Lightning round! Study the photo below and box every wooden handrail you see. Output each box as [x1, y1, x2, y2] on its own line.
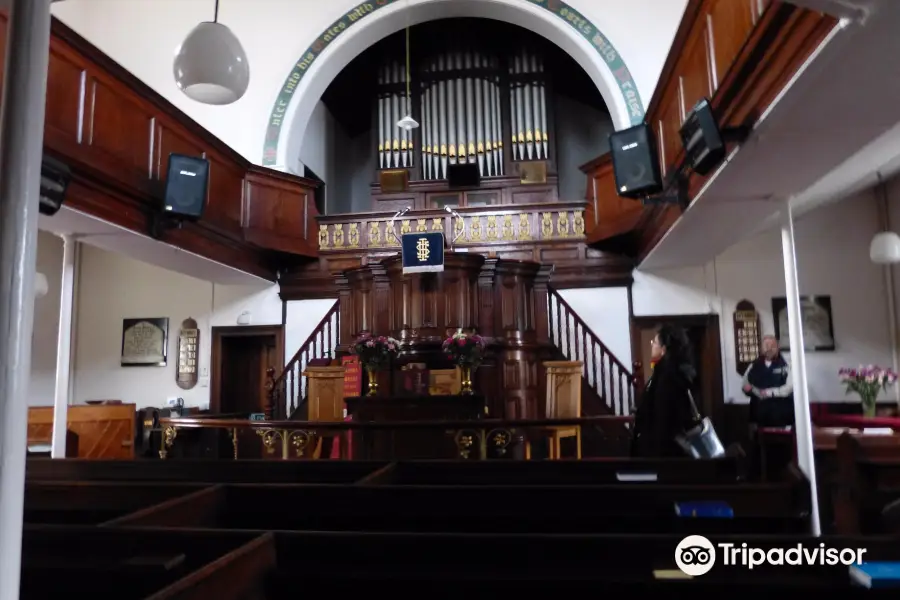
[547, 287, 636, 415]
[267, 300, 340, 419]
[161, 415, 634, 431]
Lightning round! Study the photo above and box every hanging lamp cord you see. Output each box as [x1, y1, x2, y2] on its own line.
[213, 0, 220, 23]
[405, 25, 411, 100]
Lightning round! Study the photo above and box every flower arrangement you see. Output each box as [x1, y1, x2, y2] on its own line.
[351, 333, 400, 370]
[442, 330, 485, 367]
[838, 365, 898, 417]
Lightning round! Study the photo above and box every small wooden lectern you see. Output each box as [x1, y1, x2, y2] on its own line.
[302, 366, 346, 459]
[527, 361, 583, 460]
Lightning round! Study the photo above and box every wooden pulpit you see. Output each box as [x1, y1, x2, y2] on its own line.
[527, 361, 583, 460]
[303, 365, 346, 458]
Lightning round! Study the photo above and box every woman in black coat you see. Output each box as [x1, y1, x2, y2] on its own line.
[631, 324, 697, 458]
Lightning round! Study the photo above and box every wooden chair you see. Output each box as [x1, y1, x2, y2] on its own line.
[302, 366, 346, 459]
[526, 361, 583, 460]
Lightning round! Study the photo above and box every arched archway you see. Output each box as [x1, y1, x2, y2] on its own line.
[261, 0, 645, 168]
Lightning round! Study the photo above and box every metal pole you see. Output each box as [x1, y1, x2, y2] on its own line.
[0, 0, 54, 597]
[51, 235, 77, 458]
[780, 200, 822, 536]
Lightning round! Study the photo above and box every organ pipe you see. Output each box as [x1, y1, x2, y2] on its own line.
[417, 49, 505, 180]
[377, 61, 414, 170]
[377, 42, 549, 180]
[509, 48, 549, 161]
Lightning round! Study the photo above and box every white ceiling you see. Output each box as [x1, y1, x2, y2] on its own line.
[39, 207, 270, 285]
[641, 0, 900, 269]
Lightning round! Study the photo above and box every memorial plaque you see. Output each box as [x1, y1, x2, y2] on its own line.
[176, 318, 200, 390]
[121, 317, 168, 367]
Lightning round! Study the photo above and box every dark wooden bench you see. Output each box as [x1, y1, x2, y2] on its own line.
[105, 479, 808, 534]
[24, 481, 209, 525]
[23, 526, 898, 596]
[382, 456, 742, 485]
[832, 432, 900, 534]
[25, 457, 389, 483]
[21, 525, 273, 600]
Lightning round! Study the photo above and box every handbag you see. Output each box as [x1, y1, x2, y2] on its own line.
[675, 390, 725, 459]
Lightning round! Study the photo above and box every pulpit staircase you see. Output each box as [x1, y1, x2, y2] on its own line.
[268, 290, 639, 453]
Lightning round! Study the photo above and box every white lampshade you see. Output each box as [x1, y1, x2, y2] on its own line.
[397, 114, 419, 131]
[870, 231, 900, 264]
[34, 272, 48, 299]
[173, 22, 249, 105]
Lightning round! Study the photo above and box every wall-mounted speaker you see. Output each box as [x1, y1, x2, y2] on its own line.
[447, 163, 480, 188]
[39, 155, 71, 217]
[163, 154, 209, 219]
[680, 98, 725, 176]
[609, 124, 662, 199]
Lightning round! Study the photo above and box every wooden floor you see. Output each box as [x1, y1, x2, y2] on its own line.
[20, 455, 900, 597]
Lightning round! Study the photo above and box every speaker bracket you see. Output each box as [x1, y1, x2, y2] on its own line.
[720, 125, 752, 144]
[149, 211, 185, 240]
[643, 173, 689, 210]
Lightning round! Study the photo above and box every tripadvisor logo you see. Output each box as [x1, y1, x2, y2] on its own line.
[675, 535, 867, 576]
[676, 535, 716, 576]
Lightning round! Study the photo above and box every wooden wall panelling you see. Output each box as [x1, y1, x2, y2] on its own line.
[27, 404, 137, 459]
[0, 13, 321, 281]
[578, 0, 838, 258]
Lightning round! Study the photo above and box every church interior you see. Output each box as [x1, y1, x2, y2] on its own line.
[4, 0, 900, 596]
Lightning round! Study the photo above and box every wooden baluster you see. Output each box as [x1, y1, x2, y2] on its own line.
[556, 298, 562, 354]
[548, 295, 555, 346]
[617, 370, 625, 415]
[265, 367, 276, 419]
[573, 324, 581, 361]
[592, 340, 599, 394]
[599, 350, 607, 407]
[564, 312, 571, 359]
[632, 361, 645, 411]
[580, 329, 588, 376]
[326, 320, 332, 358]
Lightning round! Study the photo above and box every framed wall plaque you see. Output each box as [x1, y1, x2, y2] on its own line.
[733, 300, 760, 376]
[176, 317, 200, 390]
[121, 318, 168, 367]
[772, 295, 835, 352]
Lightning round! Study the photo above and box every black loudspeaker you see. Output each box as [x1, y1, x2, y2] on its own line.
[447, 163, 480, 188]
[39, 155, 71, 217]
[609, 124, 662, 199]
[163, 154, 209, 219]
[680, 98, 725, 176]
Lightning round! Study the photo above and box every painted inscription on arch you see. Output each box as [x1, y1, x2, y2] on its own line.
[262, 0, 644, 165]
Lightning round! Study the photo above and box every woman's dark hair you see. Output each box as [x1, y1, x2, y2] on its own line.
[656, 324, 695, 378]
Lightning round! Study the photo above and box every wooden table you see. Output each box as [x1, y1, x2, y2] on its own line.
[345, 395, 486, 460]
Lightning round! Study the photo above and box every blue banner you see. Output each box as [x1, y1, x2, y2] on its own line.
[401, 232, 445, 274]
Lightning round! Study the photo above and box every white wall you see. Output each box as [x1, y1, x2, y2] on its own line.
[51, 0, 686, 164]
[70, 245, 290, 409]
[632, 191, 894, 404]
[29, 231, 64, 406]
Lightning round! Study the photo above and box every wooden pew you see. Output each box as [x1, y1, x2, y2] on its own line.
[26, 458, 390, 483]
[262, 531, 899, 592]
[832, 432, 900, 534]
[109, 480, 808, 535]
[21, 525, 274, 600]
[24, 481, 210, 525]
[383, 456, 742, 485]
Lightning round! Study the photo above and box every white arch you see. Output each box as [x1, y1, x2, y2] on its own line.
[268, 0, 642, 169]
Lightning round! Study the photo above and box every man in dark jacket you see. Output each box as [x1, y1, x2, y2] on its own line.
[742, 335, 794, 428]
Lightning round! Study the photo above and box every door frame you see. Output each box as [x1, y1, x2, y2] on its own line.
[210, 325, 285, 414]
[630, 314, 725, 426]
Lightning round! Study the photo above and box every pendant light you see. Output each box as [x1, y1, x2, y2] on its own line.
[173, 0, 250, 105]
[396, 3, 419, 131]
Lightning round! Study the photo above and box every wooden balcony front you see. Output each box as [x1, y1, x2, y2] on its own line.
[0, 13, 320, 281]
[581, 0, 838, 258]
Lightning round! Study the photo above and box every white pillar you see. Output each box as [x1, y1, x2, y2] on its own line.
[0, 0, 54, 598]
[780, 201, 822, 536]
[51, 235, 78, 458]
